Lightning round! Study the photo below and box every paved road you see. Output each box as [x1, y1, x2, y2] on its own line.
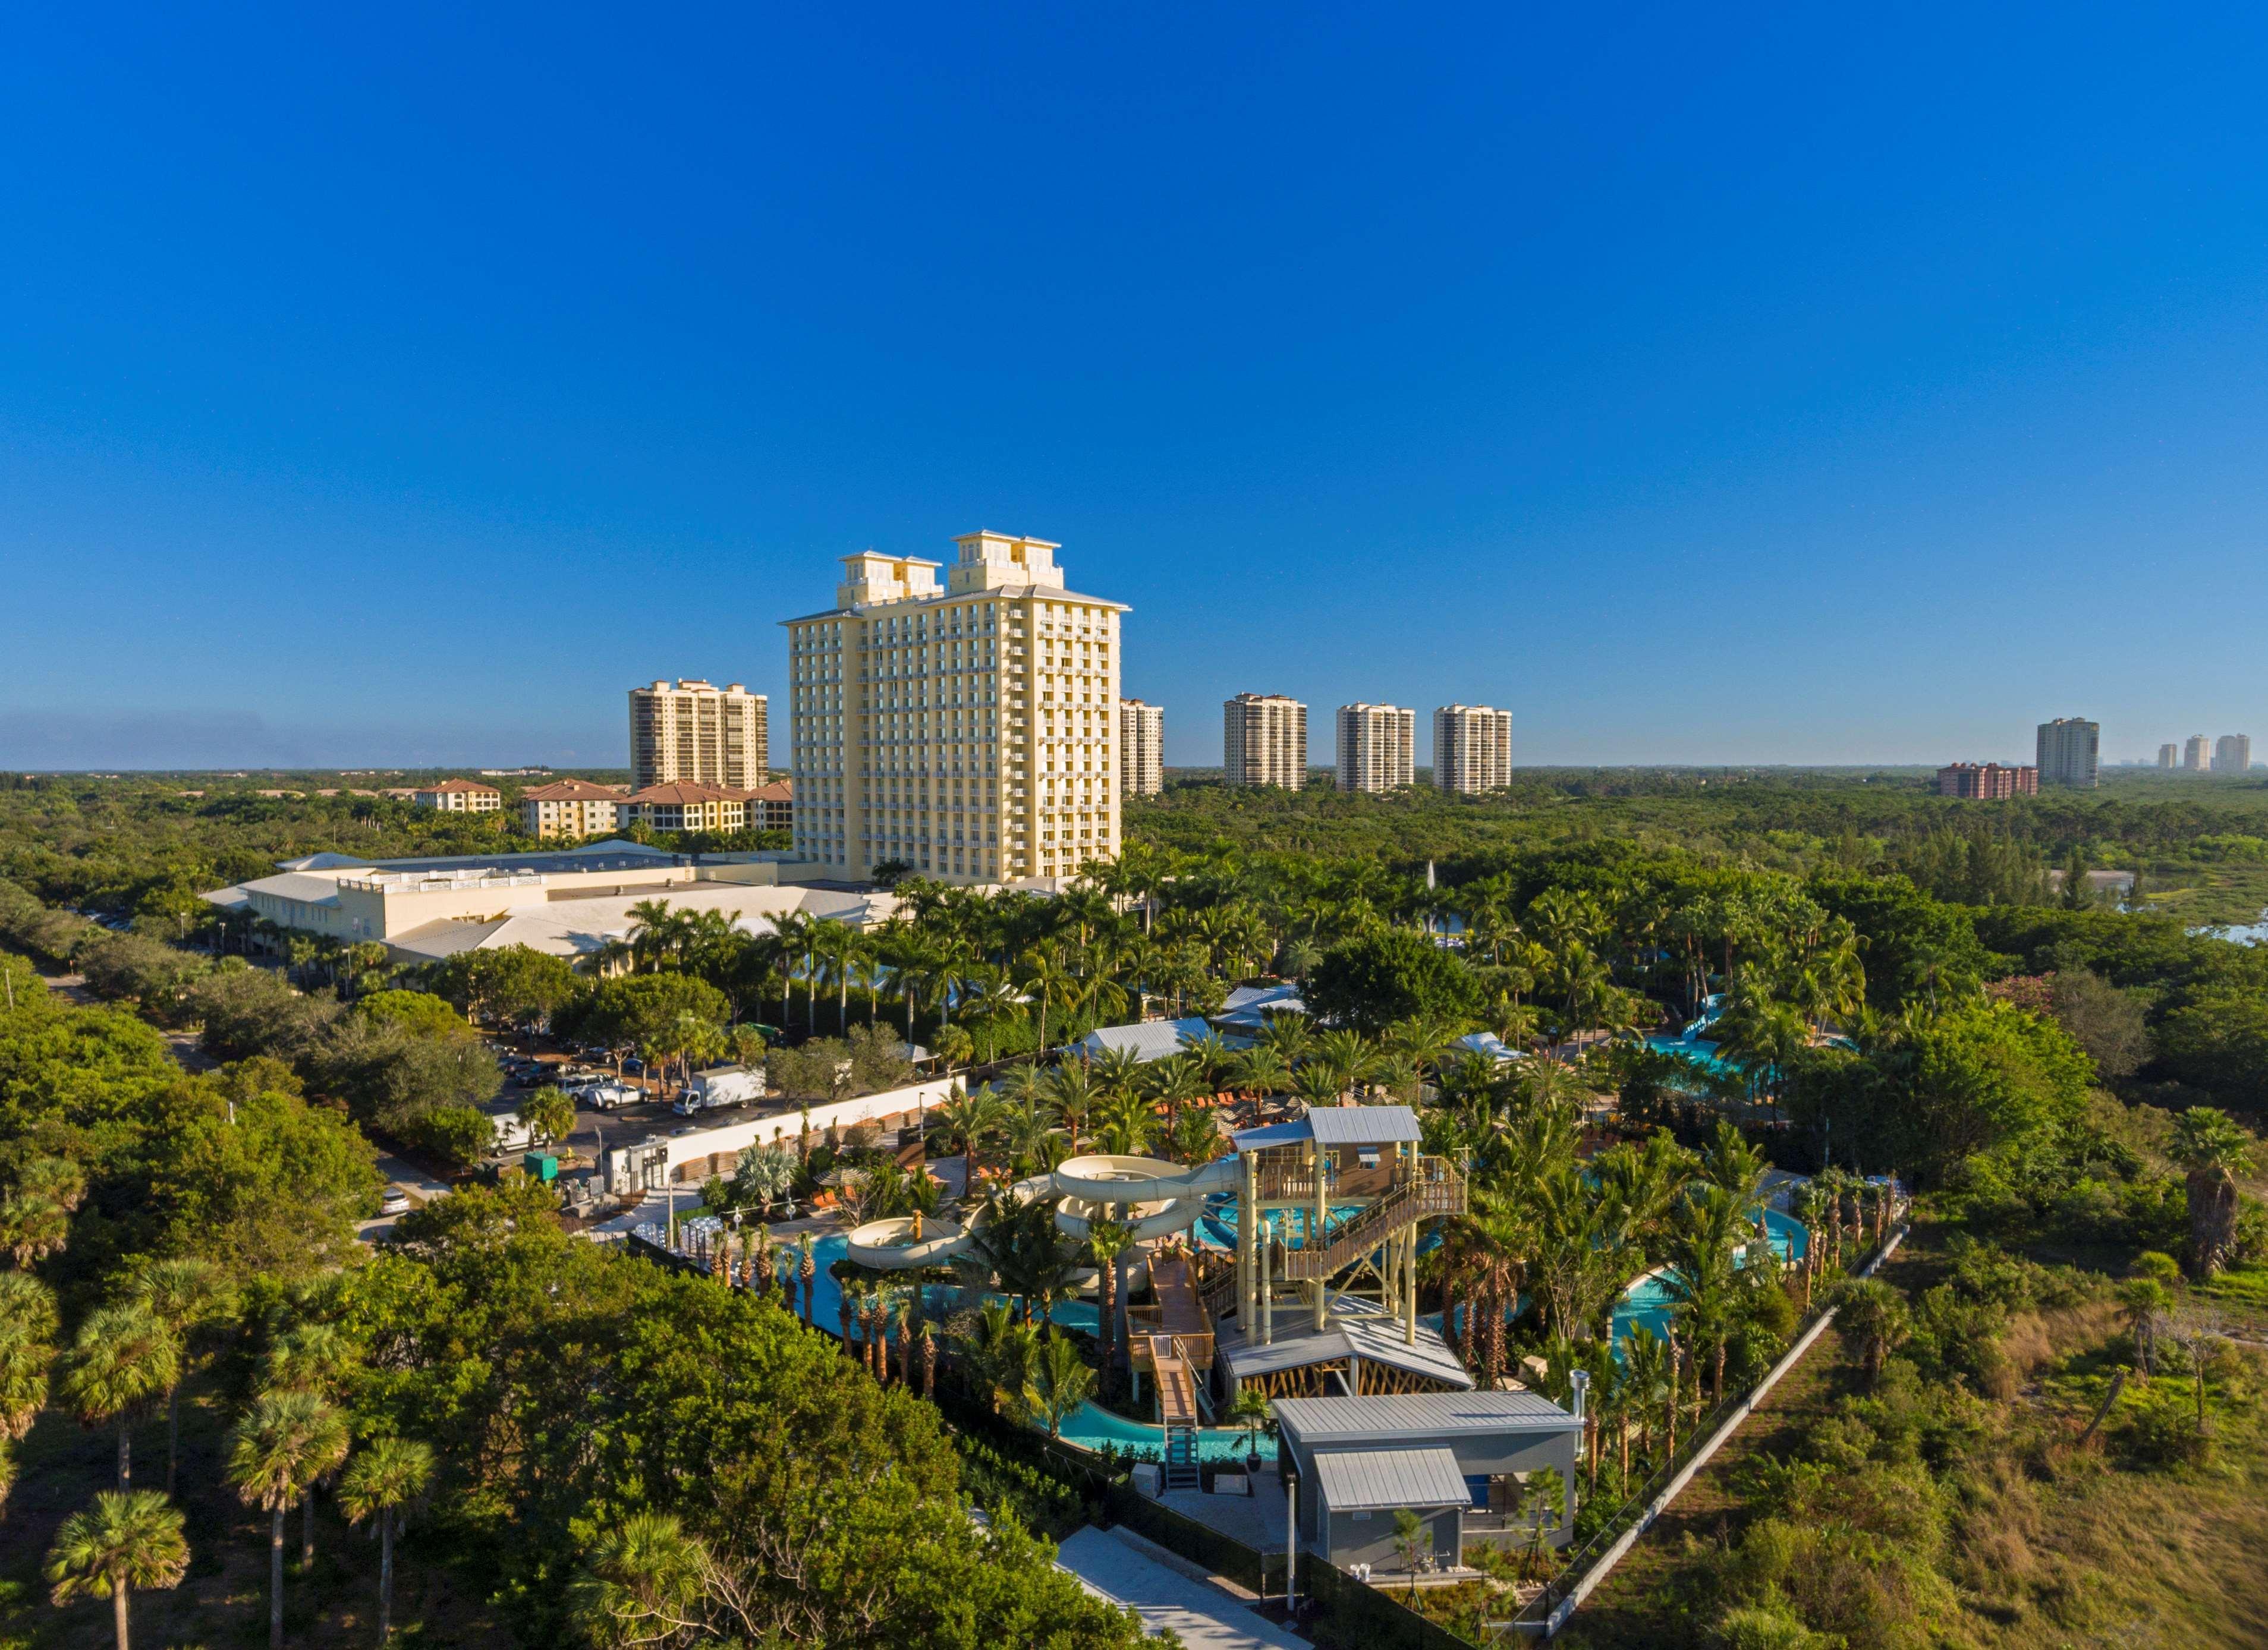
[1055, 1527, 1307, 1650]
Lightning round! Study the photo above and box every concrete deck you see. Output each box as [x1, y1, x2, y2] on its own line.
[1056, 1526, 1307, 1650]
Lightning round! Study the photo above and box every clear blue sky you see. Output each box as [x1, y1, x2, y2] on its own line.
[5, 4, 2267, 771]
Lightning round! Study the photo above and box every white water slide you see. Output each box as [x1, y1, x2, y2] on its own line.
[843, 1154, 1238, 1270]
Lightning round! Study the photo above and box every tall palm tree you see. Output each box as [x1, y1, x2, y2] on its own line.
[124, 1259, 233, 1498]
[263, 1323, 357, 1566]
[1, 1271, 59, 1475]
[1018, 945, 1077, 1056]
[0, 1155, 87, 1266]
[625, 898, 678, 971]
[62, 1305, 180, 1493]
[228, 1388, 348, 1650]
[2169, 1107, 2253, 1277]
[1047, 1063, 1100, 1155]
[44, 1488, 189, 1650]
[338, 1436, 435, 1643]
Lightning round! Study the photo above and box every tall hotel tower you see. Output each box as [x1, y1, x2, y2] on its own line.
[783, 532, 1125, 885]
[1335, 703, 1415, 792]
[627, 680, 768, 791]
[1223, 694, 1308, 788]
[1433, 704, 1514, 793]
[1119, 698, 1165, 796]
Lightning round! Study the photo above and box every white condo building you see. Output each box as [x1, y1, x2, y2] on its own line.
[1223, 694, 1308, 788]
[1119, 698, 1164, 796]
[2184, 734, 2210, 772]
[1433, 704, 1514, 793]
[1336, 703, 1415, 793]
[783, 532, 1125, 885]
[628, 680, 769, 792]
[2215, 734, 2253, 774]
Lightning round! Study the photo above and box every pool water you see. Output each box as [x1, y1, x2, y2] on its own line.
[1052, 1399, 1278, 1462]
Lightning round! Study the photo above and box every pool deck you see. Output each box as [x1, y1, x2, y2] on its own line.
[1147, 1464, 1291, 1553]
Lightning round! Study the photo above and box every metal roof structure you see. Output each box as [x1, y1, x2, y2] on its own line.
[1310, 1447, 1470, 1512]
[1272, 1390, 1578, 1447]
[1217, 1298, 1474, 1390]
[1231, 1105, 1423, 1150]
[1069, 1017, 1223, 1064]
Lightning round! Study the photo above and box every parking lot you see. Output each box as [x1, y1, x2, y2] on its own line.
[478, 1034, 797, 1171]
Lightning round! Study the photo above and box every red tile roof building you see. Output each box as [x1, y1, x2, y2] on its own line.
[1935, 763, 2039, 799]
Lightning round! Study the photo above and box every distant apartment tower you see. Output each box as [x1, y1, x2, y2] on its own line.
[1936, 762, 2039, 800]
[1336, 704, 1415, 793]
[1433, 704, 1514, 793]
[2184, 734, 2210, 772]
[1223, 694, 1308, 788]
[784, 531, 1125, 884]
[1119, 698, 1165, 796]
[628, 680, 769, 792]
[2158, 743, 2179, 770]
[2035, 717, 2099, 788]
[412, 779, 501, 813]
[519, 779, 627, 839]
[2214, 734, 2253, 774]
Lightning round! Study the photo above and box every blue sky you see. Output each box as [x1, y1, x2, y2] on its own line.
[5, 4, 2267, 770]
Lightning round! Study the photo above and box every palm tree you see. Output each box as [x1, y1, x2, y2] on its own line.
[1228, 1387, 1273, 1472]
[62, 1305, 180, 1493]
[1018, 945, 1078, 1055]
[625, 898, 678, 971]
[338, 1436, 435, 1643]
[264, 1322, 358, 1566]
[1831, 1279, 1910, 1386]
[229, 1388, 348, 1650]
[1048, 1063, 1100, 1154]
[1618, 1324, 1672, 1464]
[1021, 1331, 1096, 1438]
[2169, 1107, 2253, 1277]
[1, 1271, 59, 1472]
[44, 1489, 189, 1650]
[1085, 1218, 1135, 1397]
[124, 1259, 233, 1498]
[798, 1235, 816, 1329]
[0, 1155, 87, 1266]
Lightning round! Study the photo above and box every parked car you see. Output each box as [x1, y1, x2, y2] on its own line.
[379, 1187, 411, 1216]
[579, 1082, 640, 1111]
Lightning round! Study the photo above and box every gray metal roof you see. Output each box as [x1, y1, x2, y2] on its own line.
[1311, 1447, 1470, 1513]
[1230, 1104, 1424, 1151]
[1272, 1390, 1578, 1447]
[1069, 1017, 1218, 1063]
[1308, 1104, 1422, 1145]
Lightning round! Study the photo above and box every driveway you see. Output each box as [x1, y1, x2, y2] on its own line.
[1055, 1527, 1307, 1650]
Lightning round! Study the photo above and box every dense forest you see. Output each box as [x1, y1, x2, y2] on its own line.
[0, 767, 2263, 1648]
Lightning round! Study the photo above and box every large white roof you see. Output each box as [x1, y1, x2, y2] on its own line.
[383, 883, 897, 963]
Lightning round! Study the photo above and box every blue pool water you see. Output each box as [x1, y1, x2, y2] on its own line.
[1052, 1399, 1278, 1462]
[713, 1229, 1101, 1339]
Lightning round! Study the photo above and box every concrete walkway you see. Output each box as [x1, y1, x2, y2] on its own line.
[1056, 1526, 1306, 1650]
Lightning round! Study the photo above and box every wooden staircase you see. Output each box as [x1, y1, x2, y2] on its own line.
[1276, 1156, 1465, 1281]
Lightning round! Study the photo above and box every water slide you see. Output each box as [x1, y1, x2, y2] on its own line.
[843, 1154, 1238, 1270]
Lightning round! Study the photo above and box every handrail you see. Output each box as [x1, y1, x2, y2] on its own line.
[1278, 1160, 1465, 1280]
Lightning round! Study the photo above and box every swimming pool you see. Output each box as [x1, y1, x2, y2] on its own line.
[1052, 1399, 1278, 1462]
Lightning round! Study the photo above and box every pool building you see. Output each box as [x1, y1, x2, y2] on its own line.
[1273, 1391, 1583, 1572]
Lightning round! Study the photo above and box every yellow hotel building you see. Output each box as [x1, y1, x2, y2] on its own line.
[783, 531, 1125, 884]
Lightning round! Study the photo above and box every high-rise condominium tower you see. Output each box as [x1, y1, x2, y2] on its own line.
[1223, 694, 1308, 788]
[628, 680, 769, 792]
[1433, 704, 1514, 793]
[783, 531, 1124, 885]
[1119, 698, 1164, 796]
[2185, 734, 2210, 772]
[2214, 734, 2253, 774]
[2035, 717, 2099, 788]
[1336, 704, 1415, 792]
[2158, 743, 2179, 770]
